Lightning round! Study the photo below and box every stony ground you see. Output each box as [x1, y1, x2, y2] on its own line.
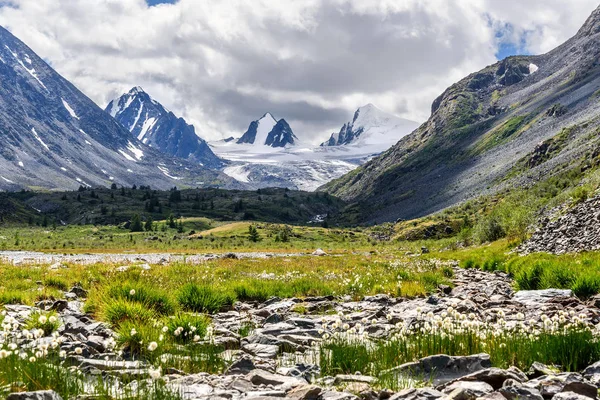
[4, 265, 600, 400]
[519, 195, 600, 254]
[0, 250, 311, 266]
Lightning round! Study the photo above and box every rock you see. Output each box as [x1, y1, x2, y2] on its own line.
[582, 361, 600, 386]
[320, 391, 359, 400]
[286, 385, 322, 400]
[49, 299, 69, 312]
[562, 382, 597, 399]
[442, 381, 494, 398]
[69, 285, 87, 298]
[79, 359, 145, 371]
[246, 369, 306, 389]
[334, 374, 377, 385]
[241, 343, 280, 359]
[7, 391, 63, 400]
[499, 384, 544, 400]
[389, 388, 446, 400]
[226, 356, 256, 375]
[265, 313, 284, 324]
[552, 393, 595, 400]
[439, 367, 527, 390]
[389, 353, 492, 385]
[421, 247, 430, 254]
[512, 290, 573, 306]
[312, 249, 327, 256]
[527, 362, 559, 379]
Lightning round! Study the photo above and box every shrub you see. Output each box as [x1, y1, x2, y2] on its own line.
[472, 213, 505, 244]
[177, 284, 235, 314]
[572, 186, 590, 205]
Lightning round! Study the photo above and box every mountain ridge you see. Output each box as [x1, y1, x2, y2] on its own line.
[106, 87, 223, 168]
[237, 113, 297, 147]
[322, 4, 600, 223]
[321, 103, 419, 147]
[0, 26, 241, 191]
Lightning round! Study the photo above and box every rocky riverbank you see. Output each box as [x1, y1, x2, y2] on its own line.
[3, 266, 600, 399]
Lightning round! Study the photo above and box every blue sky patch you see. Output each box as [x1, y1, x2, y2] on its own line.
[146, 0, 177, 6]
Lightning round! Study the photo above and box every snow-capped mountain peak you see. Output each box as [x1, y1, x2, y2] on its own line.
[237, 113, 297, 147]
[106, 87, 223, 168]
[321, 104, 419, 147]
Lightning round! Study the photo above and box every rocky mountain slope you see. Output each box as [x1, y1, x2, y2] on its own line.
[321, 104, 418, 147]
[237, 113, 297, 148]
[519, 195, 600, 254]
[323, 5, 600, 223]
[106, 87, 223, 168]
[0, 26, 239, 191]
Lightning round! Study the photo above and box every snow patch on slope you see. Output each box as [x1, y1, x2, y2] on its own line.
[61, 98, 80, 119]
[138, 117, 157, 140]
[5, 45, 47, 90]
[31, 127, 49, 151]
[254, 113, 278, 145]
[223, 165, 251, 183]
[157, 165, 181, 180]
[529, 63, 539, 74]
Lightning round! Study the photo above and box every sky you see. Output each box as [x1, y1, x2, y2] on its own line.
[0, 0, 598, 143]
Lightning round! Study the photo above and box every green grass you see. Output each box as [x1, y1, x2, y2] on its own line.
[98, 298, 158, 328]
[177, 283, 235, 314]
[25, 311, 60, 336]
[165, 313, 211, 344]
[320, 309, 599, 390]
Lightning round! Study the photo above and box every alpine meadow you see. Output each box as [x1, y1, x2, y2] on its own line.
[5, 2, 600, 400]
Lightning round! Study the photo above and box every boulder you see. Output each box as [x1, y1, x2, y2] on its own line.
[7, 391, 63, 400]
[389, 353, 492, 385]
[389, 388, 446, 400]
[439, 367, 527, 390]
[512, 290, 573, 306]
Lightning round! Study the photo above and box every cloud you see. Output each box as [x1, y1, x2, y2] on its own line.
[0, 0, 597, 143]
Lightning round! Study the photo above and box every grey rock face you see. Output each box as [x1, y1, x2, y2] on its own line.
[237, 113, 297, 147]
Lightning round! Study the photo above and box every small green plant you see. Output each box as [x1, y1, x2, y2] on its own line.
[572, 186, 590, 204]
[99, 298, 157, 328]
[107, 283, 177, 316]
[26, 311, 60, 336]
[164, 313, 211, 344]
[177, 284, 235, 314]
[115, 320, 162, 359]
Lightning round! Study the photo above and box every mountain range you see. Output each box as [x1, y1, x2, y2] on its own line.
[0, 26, 240, 191]
[5, 2, 600, 226]
[323, 5, 600, 223]
[236, 113, 297, 148]
[209, 105, 418, 191]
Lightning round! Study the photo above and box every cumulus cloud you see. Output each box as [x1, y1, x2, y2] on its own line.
[0, 0, 597, 143]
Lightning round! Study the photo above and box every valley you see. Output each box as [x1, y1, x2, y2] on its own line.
[4, 3, 600, 400]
